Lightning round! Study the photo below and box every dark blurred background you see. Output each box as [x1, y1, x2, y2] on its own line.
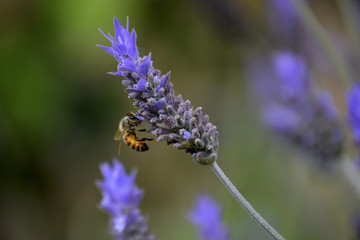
[0, 0, 359, 239]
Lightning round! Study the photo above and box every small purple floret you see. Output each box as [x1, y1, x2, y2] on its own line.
[183, 131, 191, 139]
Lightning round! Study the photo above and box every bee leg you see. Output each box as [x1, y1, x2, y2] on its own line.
[138, 128, 147, 132]
[137, 136, 153, 142]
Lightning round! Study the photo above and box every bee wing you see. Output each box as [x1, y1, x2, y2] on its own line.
[114, 129, 122, 140]
[114, 129, 123, 156]
[118, 138, 123, 156]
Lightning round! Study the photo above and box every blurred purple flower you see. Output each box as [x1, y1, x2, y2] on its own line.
[348, 84, 360, 149]
[98, 17, 218, 165]
[97, 159, 155, 240]
[271, 52, 308, 100]
[271, 0, 297, 25]
[263, 103, 301, 133]
[352, 213, 360, 239]
[248, 51, 343, 163]
[267, 0, 299, 38]
[356, 157, 360, 170]
[188, 194, 229, 240]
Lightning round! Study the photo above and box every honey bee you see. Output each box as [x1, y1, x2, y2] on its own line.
[114, 112, 153, 155]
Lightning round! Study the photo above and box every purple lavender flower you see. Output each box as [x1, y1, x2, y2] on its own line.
[270, 0, 297, 24]
[348, 84, 360, 149]
[188, 194, 229, 240]
[98, 17, 219, 165]
[97, 159, 155, 240]
[249, 51, 343, 163]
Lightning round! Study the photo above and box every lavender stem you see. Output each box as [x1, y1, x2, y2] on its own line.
[341, 156, 360, 200]
[211, 161, 286, 240]
[335, 0, 360, 51]
[289, 0, 353, 87]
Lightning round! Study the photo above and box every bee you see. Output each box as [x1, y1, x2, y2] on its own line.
[114, 112, 153, 155]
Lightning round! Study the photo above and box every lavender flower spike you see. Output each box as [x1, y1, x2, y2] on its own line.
[97, 159, 155, 240]
[98, 17, 219, 165]
[249, 51, 344, 164]
[188, 194, 229, 240]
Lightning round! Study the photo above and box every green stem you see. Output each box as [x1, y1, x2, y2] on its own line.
[341, 156, 360, 199]
[211, 161, 286, 240]
[336, 0, 360, 74]
[290, 0, 354, 87]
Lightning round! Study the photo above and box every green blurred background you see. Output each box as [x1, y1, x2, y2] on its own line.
[0, 0, 358, 239]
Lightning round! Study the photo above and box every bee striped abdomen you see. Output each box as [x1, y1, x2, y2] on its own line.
[124, 132, 149, 152]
